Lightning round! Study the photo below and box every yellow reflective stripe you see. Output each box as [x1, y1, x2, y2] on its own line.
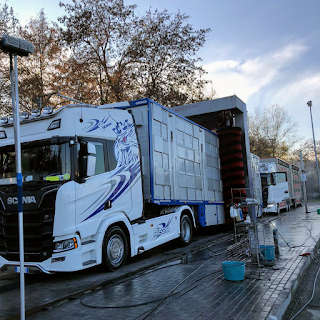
[45, 176, 60, 181]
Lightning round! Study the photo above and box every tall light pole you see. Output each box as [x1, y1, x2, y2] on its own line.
[0, 34, 34, 320]
[307, 101, 320, 195]
[300, 150, 309, 213]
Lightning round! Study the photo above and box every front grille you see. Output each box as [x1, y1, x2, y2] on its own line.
[262, 188, 268, 208]
[0, 189, 57, 262]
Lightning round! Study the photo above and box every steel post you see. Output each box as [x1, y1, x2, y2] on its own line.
[300, 150, 309, 214]
[308, 103, 320, 195]
[11, 54, 25, 320]
[273, 229, 280, 257]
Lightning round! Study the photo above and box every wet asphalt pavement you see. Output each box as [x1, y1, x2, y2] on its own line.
[1, 201, 320, 320]
[0, 226, 235, 319]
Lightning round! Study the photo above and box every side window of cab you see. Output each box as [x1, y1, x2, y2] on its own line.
[77, 138, 117, 179]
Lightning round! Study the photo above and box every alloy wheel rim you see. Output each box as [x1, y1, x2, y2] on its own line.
[107, 234, 124, 265]
[181, 219, 191, 242]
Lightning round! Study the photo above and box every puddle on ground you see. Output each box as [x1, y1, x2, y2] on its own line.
[147, 248, 217, 272]
[180, 249, 212, 264]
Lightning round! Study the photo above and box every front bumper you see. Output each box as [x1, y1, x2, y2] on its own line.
[0, 238, 97, 273]
[263, 204, 277, 214]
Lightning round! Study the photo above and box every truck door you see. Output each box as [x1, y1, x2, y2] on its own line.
[74, 138, 135, 235]
[272, 172, 289, 204]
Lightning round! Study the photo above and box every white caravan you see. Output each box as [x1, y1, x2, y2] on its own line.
[259, 162, 289, 214]
[0, 98, 224, 273]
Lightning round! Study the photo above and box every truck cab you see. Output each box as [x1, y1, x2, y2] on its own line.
[260, 162, 289, 214]
[0, 104, 145, 273]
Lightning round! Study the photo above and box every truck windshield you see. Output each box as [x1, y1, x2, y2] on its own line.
[261, 174, 271, 187]
[0, 140, 71, 185]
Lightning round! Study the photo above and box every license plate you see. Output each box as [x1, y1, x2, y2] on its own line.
[15, 266, 29, 273]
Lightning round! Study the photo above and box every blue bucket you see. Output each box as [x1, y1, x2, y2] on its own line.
[260, 245, 275, 261]
[222, 261, 246, 281]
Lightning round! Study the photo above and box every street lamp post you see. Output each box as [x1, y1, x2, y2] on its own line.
[300, 150, 309, 213]
[0, 34, 34, 320]
[307, 101, 320, 195]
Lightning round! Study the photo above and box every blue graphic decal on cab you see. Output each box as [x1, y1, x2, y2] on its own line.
[82, 117, 112, 133]
[81, 116, 141, 222]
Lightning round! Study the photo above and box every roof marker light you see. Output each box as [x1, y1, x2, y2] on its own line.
[31, 109, 41, 117]
[0, 117, 8, 125]
[20, 112, 29, 120]
[48, 119, 61, 131]
[43, 106, 53, 115]
[8, 115, 14, 123]
[0, 130, 7, 139]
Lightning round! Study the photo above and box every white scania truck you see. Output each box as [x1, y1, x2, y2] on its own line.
[0, 98, 224, 273]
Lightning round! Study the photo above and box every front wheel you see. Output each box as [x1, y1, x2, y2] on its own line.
[178, 215, 193, 246]
[101, 226, 128, 271]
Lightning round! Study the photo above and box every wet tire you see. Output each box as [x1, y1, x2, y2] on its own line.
[101, 226, 128, 271]
[178, 215, 193, 246]
[277, 204, 280, 215]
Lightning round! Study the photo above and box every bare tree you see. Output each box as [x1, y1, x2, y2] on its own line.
[56, 56, 102, 104]
[0, 2, 19, 34]
[128, 8, 212, 106]
[58, 0, 213, 106]
[0, 8, 66, 112]
[289, 139, 320, 162]
[289, 139, 320, 198]
[59, 0, 138, 104]
[0, 2, 20, 115]
[18, 10, 66, 110]
[249, 104, 301, 159]
[1, 0, 214, 111]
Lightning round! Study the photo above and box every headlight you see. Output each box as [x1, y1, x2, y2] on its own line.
[267, 203, 275, 208]
[54, 237, 78, 252]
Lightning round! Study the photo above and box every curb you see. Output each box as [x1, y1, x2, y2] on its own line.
[267, 228, 320, 320]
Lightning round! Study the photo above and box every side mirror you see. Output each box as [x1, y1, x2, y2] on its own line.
[271, 173, 277, 185]
[87, 142, 96, 177]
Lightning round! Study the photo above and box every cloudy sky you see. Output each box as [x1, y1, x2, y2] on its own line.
[5, 0, 320, 143]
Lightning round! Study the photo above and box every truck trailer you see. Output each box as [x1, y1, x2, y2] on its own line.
[289, 163, 302, 208]
[0, 98, 224, 273]
[171, 96, 257, 221]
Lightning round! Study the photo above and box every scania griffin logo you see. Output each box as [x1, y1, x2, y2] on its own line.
[7, 196, 36, 205]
